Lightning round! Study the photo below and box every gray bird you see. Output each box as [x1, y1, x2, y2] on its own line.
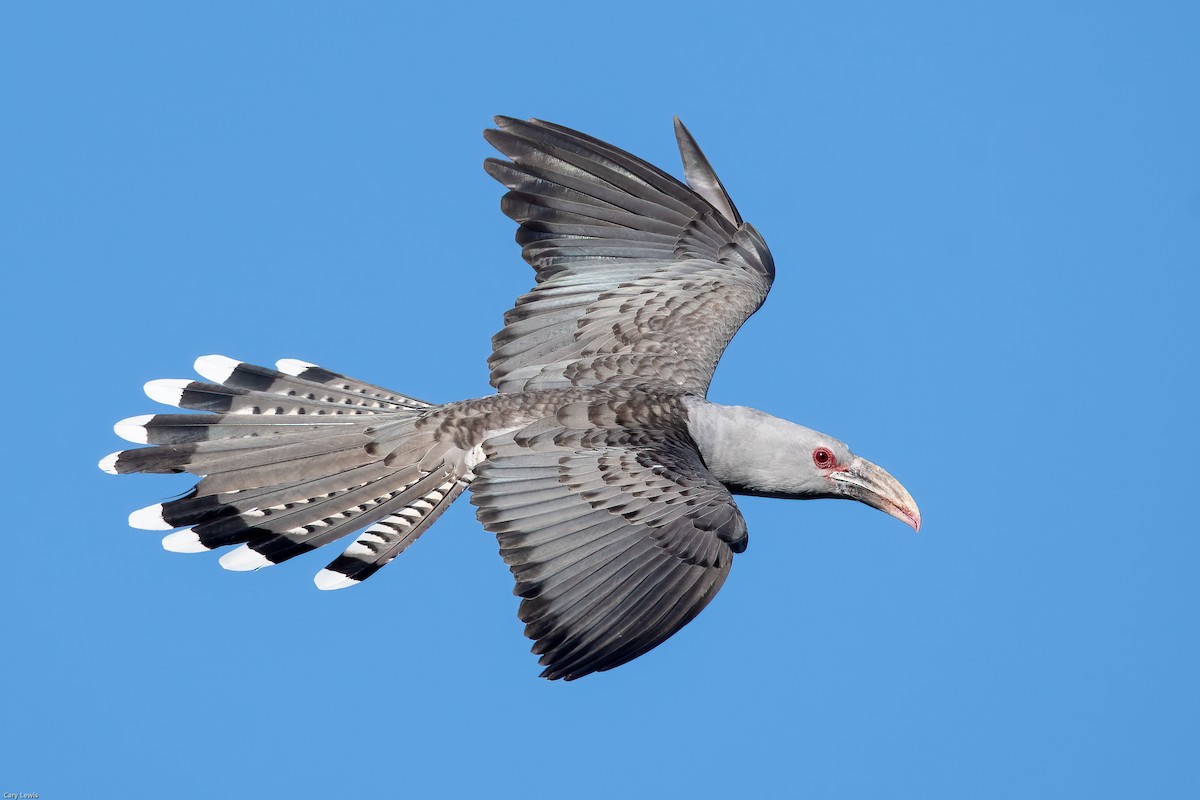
[100, 117, 920, 680]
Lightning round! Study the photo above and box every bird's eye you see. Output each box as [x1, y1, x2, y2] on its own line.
[813, 448, 836, 469]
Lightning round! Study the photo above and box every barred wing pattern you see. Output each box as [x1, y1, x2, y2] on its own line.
[485, 117, 775, 396]
[469, 398, 747, 680]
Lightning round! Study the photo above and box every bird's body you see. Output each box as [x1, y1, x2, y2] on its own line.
[101, 116, 919, 679]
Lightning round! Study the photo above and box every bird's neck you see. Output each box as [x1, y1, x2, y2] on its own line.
[682, 398, 826, 498]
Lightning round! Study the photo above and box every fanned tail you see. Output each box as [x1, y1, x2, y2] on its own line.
[100, 356, 471, 587]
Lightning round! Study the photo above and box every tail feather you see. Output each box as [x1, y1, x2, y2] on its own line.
[315, 476, 471, 590]
[103, 430, 372, 476]
[102, 356, 472, 587]
[138, 461, 394, 529]
[196, 355, 432, 411]
[239, 468, 463, 569]
[273, 358, 431, 409]
[188, 465, 451, 553]
[143, 378, 374, 416]
[137, 354, 430, 418]
[104, 437, 381, 496]
[115, 413, 360, 446]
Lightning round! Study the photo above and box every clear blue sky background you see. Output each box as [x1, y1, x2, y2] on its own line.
[4, 2, 1197, 798]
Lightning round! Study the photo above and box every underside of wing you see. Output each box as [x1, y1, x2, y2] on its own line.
[485, 117, 775, 396]
[468, 404, 747, 680]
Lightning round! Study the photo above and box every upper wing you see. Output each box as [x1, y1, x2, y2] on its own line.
[468, 400, 748, 680]
[484, 117, 775, 396]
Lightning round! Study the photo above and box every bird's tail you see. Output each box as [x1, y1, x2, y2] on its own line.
[100, 355, 470, 589]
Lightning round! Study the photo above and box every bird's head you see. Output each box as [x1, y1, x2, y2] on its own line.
[685, 401, 921, 531]
[803, 437, 921, 532]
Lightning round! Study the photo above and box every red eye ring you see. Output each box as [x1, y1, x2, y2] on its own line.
[813, 447, 836, 469]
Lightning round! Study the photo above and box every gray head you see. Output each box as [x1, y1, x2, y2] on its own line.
[684, 400, 921, 531]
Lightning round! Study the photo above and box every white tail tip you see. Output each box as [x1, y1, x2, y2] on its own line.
[219, 544, 272, 572]
[276, 358, 318, 376]
[144, 379, 191, 407]
[314, 568, 359, 591]
[162, 529, 208, 553]
[113, 414, 154, 444]
[98, 452, 122, 474]
[194, 354, 241, 385]
[129, 503, 172, 530]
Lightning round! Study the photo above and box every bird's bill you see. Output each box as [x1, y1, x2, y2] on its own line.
[833, 456, 921, 532]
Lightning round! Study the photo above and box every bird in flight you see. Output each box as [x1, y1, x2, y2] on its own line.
[100, 117, 920, 680]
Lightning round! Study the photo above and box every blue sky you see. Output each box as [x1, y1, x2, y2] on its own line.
[4, 2, 1198, 797]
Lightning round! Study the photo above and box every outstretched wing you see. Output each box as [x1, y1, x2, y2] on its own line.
[485, 117, 775, 396]
[468, 400, 748, 680]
